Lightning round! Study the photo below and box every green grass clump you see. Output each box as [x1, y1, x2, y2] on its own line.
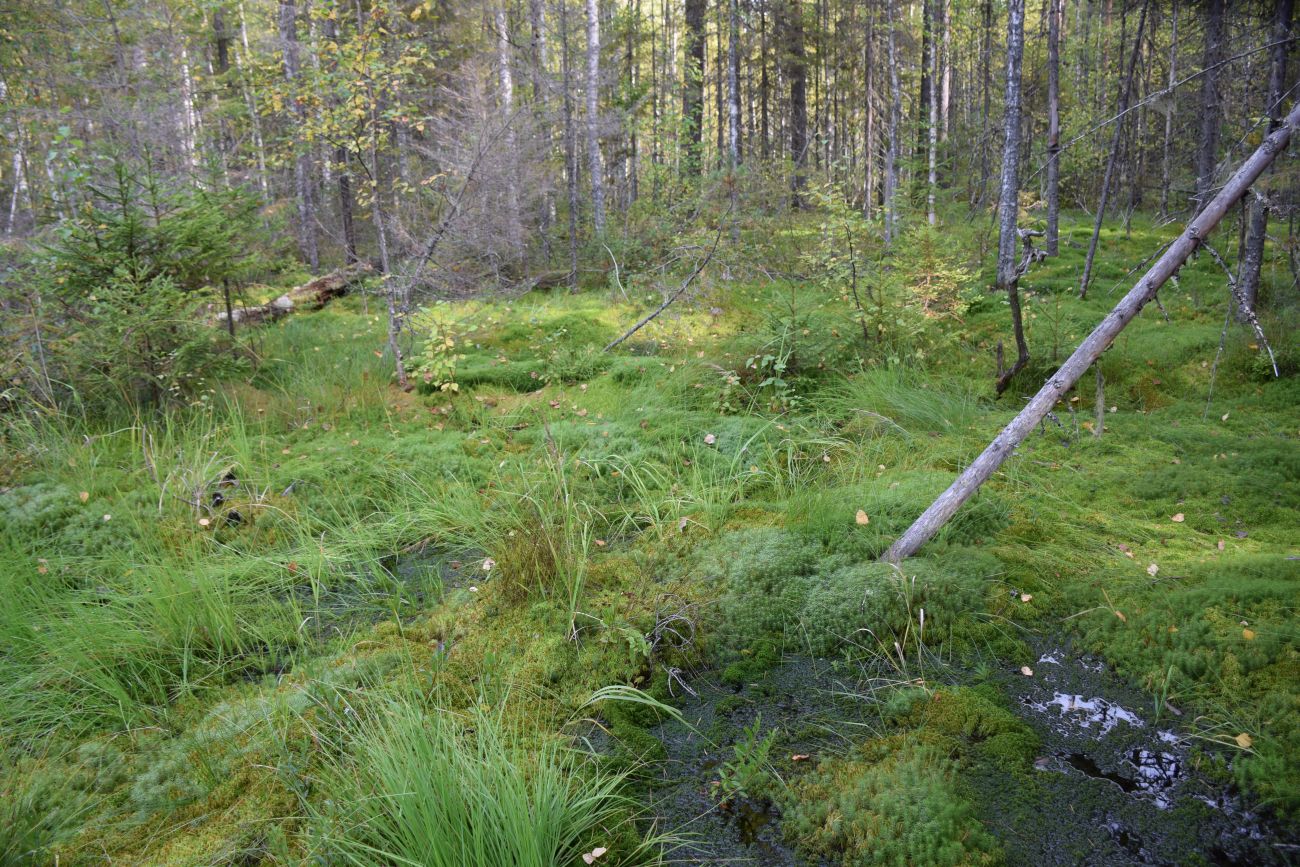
[783, 739, 1001, 867]
[313, 697, 658, 867]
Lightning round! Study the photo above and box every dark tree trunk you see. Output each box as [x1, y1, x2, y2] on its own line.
[884, 0, 902, 242]
[1194, 0, 1227, 210]
[1045, 0, 1063, 255]
[683, 0, 706, 175]
[1239, 0, 1293, 317]
[782, 0, 808, 209]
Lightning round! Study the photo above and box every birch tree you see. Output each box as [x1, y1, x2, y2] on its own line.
[994, 0, 1027, 395]
[585, 0, 605, 235]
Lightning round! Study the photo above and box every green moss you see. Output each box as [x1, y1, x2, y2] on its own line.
[783, 739, 1001, 866]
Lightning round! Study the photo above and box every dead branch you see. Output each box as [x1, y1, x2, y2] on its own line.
[603, 207, 730, 352]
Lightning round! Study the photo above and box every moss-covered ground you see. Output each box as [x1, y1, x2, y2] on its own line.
[1, 212, 1297, 864]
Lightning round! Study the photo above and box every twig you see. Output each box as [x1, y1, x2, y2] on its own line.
[1201, 240, 1280, 377]
[604, 205, 730, 351]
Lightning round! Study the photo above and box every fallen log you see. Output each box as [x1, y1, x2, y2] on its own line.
[882, 99, 1300, 563]
[211, 262, 373, 327]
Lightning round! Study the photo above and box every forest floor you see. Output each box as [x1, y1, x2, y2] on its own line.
[2, 213, 1298, 866]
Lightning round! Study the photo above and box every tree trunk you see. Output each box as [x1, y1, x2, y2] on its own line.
[783, 0, 808, 209]
[585, 0, 605, 235]
[1159, 2, 1178, 218]
[1238, 0, 1293, 318]
[560, 0, 580, 286]
[883, 99, 1300, 563]
[927, 0, 938, 226]
[994, 0, 1028, 396]
[884, 0, 902, 243]
[1079, 0, 1148, 299]
[1045, 0, 1063, 255]
[682, 0, 705, 175]
[1194, 0, 1226, 210]
[278, 0, 319, 273]
[496, 4, 525, 268]
[728, 0, 741, 170]
[321, 15, 358, 265]
[528, 0, 554, 260]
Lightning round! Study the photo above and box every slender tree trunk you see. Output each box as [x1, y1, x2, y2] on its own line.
[321, 15, 358, 265]
[682, 0, 705, 175]
[994, 0, 1028, 396]
[560, 0, 580, 286]
[278, 0, 319, 273]
[884, 100, 1300, 563]
[585, 0, 605, 235]
[236, 1, 270, 203]
[496, 4, 524, 268]
[927, 0, 938, 226]
[783, 0, 808, 209]
[528, 0, 554, 259]
[1194, 0, 1226, 210]
[760, 6, 770, 160]
[975, 0, 993, 206]
[940, 0, 951, 142]
[884, 0, 902, 243]
[1045, 0, 1063, 254]
[1238, 0, 1293, 317]
[1159, 2, 1177, 219]
[863, 4, 876, 217]
[1079, 0, 1148, 299]
[919, 0, 933, 160]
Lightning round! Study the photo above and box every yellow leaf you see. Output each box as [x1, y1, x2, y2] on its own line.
[1020, 666, 1034, 677]
[855, 509, 870, 525]
[1235, 732, 1253, 749]
[1171, 513, 1185, 523]
[1114, 609, 1127, 623]
[78, 491, 89, 503]
[1243, 628, 1257, 641]
[1020, 593, 1033, 603]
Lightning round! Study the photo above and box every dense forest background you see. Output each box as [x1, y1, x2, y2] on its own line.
[2, 0, 1297, 395]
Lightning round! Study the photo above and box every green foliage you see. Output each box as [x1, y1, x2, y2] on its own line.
[715, 714, 778, 804]
[408, 304, 472, 392]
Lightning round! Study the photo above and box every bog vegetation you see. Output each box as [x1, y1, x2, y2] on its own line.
[1, 0, 1298, 864]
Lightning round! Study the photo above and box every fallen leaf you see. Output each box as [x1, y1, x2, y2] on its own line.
[469, 585, 479, 593]
[78, 491, 89, 503]
[855, 509, 870, 525]
[791, 754, 810, 762]
[1020, 593, 1033, 603]
[1243, 628, 1257, 641]
[704, 433, 716, 445]
[1147, 563, 1159, 576]
[1171, 513, 1185, 523]
[1217, 540, 1226, 551]
[678, 516, 689, 532]
[102, 514, 112, 522]
[594, 539, 607, 547]
[1235, 732, 1253, 749]
[583, 847, 609, 864]
[1221, 413, 1230, 421]
[198, 518, 211, 527]
[482, 558, 496, 572]
[1020, 666, 1034, 677]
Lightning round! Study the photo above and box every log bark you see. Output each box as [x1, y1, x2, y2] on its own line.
[882, 99, 1300, 563]
[212, 263, 373, 327]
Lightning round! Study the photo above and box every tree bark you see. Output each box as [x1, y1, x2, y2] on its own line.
[682, 0, 705, 175]
[496, 4, 524, 267]
[1045, 0, 1063, 255]
[884, 0, 902, 243]
[782, 0, 808, 209]
[278, 0, 319, 273]
[321, 14, 358, 265]
[560, 0, 580, 286]
[994, 0, 1028, 396]
[1079, 0, 1148, 299]
[1159, 1, 1177, 219]
[1238, 0, 1293, 318]
[882, 99, 1300, 563]
[1194, 0, 1226, 210]
[585, 0, 605, 235]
